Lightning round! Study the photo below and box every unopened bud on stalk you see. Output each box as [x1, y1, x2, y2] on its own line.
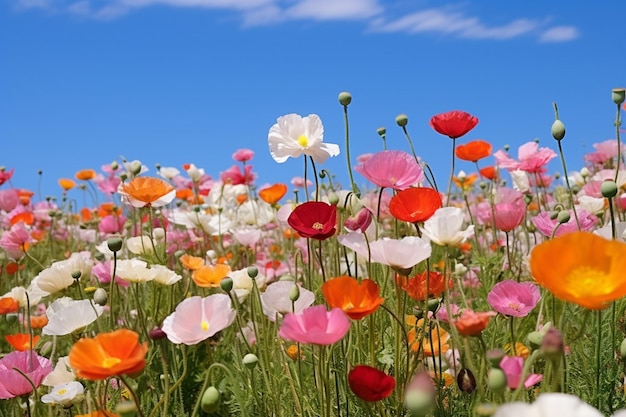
[395, 114, 408, 127]
[527, 331, 544, 350]
[201, 386, 221, 413]
[620, 338, 626, 358]
[243, 353, 259, 370]
[327, 193, 339, 205]
[541, 326, 564, 361]
[220, 277, 233, 292]
[289, 285, 300, 302]
[557, 210, 571, 224]
[107, 237, 123, 252]
[93, 288, 108, 306]
[115, 400, 137, 417]
[601, 180, 618, 198]
[457, 368, 477, 394]
[551, 120, 566, 141]
[338, 91, 352, 106]
[487, 368, 507, 395]
[247, 265, 258, 279]
[613, 88, 626, 105]
[71, 271, 82, 280]
[149, 326, 167, 340]
[377, 127, 386, 137]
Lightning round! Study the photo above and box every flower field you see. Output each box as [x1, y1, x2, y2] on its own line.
[2, 90, 626, 416]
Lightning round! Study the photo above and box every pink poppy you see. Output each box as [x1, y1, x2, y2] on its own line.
[429, 110, 479, 139]
[161, 294, 236, 345]
[493, 202, 526, 232]
[487, 280, 540, 317]
[0, 189, 19, 212]
[232, 148, 255, 162]
[92, 261, 130, 288]
[220, 164, 256, 185]
[531, 209, 598, 238]
[354, 150, 424, 190]
[584, 139, 619, 165]
[499, 356, 543, 389]
[278, 305, 351, 345]
[0, 222, 31, 260]
[0, 350, 52, 399]
[344, 207, 373, 233]
[98, 214, 126, 234]
[494, 142, 557, 174]
[0, 168, 14, 186]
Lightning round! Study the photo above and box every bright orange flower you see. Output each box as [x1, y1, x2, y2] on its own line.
[453, 309, 496, 336]
[30, 315, 48, 329]
[322, 276, 384, 320]
[5, 334, 40, 351]
[530, 231, 626, 309]
[58, 178, 76, 191]
[479, 165, 497, 181]
[120, 177, 176, 208]
[430, 370, 454, 387]
[68, 329, 148, 381]
[10, 212, 35, 226]
[75, 411, 120, 417]
[0, 297, 19, 314]
[98, 202, 121, 217]
[75, 169, 97, 181]
[18, 189, 34, 205]
[192, 264, 231, 288]
[176, 188, 194, 200]
[236, 194, 248, 205]
[504, 342, 530, 359]
[400, 271, 450, 302]
[455, 139, 492, 162]
[452, 173, 478, 191]
[389, 187, 442, 223]
[259, 183, 288, 205]
[180, 254, 204, 270]
[406, 317, 450, 356]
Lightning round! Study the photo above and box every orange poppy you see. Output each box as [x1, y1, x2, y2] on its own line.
[406, 317, 450, 356]
[68, 329, 148, 381]
[75, 169, 97, 181]
[452, 173, 478, 191]
[454, 140, 492, 162]
[120, 177, 176, 208]
[176, 188, 194, 200]
[400, 271, 450, 302]
[389, 187, 442, 224]
[453, 309, 496, 336]
[98, 202, 121, 217]
[321, 276, 384, 320]
[10, 212, 35, 226]
[0, 297, 19, 314]
[58, 178, 76, 191]
[5, 334, 40, 351]
[75, 412, 120, 417]
[259, 183, 288, 205]
[236, 194, 248, 205]
[504, 342, 530, 359]
[530, 231, 626, 310]
[30, 315, 49, 329]
[192, 264, 231, 288]
[18, 189, 34, 205]
[180, 254, 204, 270]
[31, 229, 46, 242]
[479, 166, 497, 181]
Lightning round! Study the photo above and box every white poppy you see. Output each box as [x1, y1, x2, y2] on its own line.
[268, 114, 340, 164]
[422, 207, 474, 246]
[42, 297, 103, 336]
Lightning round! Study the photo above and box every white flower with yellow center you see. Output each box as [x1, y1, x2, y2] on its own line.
[268, 113, 340, 163]
[41, 381, 84, 406]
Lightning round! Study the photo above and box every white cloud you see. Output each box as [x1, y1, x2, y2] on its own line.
[539, 26, 580, 43]
[370, 7, 541, 40]
[285, 0, 382, 21]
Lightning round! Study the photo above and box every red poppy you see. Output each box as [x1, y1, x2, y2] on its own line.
[479, 165, 497, 180]
[429, 110, 479, 139]
[454, 139, 492, 162]
[287, 201, 337, 240]
[348, 365, 395, 402]
[389, 187, 442, 223]
[399, 271, 450, 301]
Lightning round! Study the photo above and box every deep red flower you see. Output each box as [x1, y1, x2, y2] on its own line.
[479, 165, 497, 181]
[288, 201, 337, 240]
[348, 365, 395, 402]
[429, 110, 479, 139]
[389, 187, 442, 223]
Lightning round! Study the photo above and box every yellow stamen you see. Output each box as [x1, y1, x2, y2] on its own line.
[201, 320, 209, 331]
[58, 389, 68, 395]
[297, 135, 309, 147]
[312, 222, 324, 230]
[102, 357, 121, 368]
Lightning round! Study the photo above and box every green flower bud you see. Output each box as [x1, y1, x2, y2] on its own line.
[527, 331, 544, 350]
[115, 400, 137, 417]
[376, 127, 386, 137]
[551, 119, 566, 141]
[220, 277, 233, 293]
[404, 390, 434, 417]
[289, 284, 300, 302]
[504, 144, 510, 152]
[174, 250, 186, 260]
[201, 386, 221, 413]
[427, 298, 440, 313]
[5, 313, 18, 324]
[71, 270, 82, 280]
[247, 265, 259, 279]
[111, 161, 119, 170]
[524, 194, 533, 206]
[243, 353, 259, 370]
[557, 210, 571, 224]
[474, 403, 498, 417]
[338, 91, 352, 106]
[93, 288, 108, 306]
[549, 211, 559, 220]
[107, 237, 123, 252]
[620, 338, 626, 358]
[601, 180, 618, 198]
[613, 88, 626, 105]
[327, 193, 339, 205]
[395, 114, 408, 127]
[487, 368, 507, 395]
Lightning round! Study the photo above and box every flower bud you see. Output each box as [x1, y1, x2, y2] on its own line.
[111, 161, 119, 170]
[338, 91, 352, 106]
[201, 386, 221, 413]
[395, 114, 408, 127]
[93, 288, 108, 306]
[474, 403, 498, 417]
[71, 270, 82, 280]
[427, 298, 440, 313]
[115, 400, 137, 417]
[601, 180, 618, 198]
[487, 368, 507, 395]
[557, 210, 571, 224]
[457, 368, 477, 394]
[247, 265, 259, 279]
[541, 326, 564, 362]
[149, 326, 167, 340]
[620, 338, 626, 358]
[613, 88, 626, 105]
[404, 371, 435, 416]
[551, 120, 566, 141]
[107, 237, 123, 252]
[377, 127, 386, 137]
[243, 353, 259, 370]
[220, 277, 233, 293]
[5, 313, 18, 324]
[486, 349, 505, 368]
[289, 284, 300, 302]
[327, 192, 339, 205]
[526, 331, 544, 350]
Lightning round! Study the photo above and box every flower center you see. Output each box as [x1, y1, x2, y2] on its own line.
[507, 302, 522, 312]
[102, 357, 121, 368]
[566, 266, 610, 296]
[201, 320, 210, 331]
[312, 222, 324, 230]
[58, 388, 68, 395]
[297, 135, 309, 147]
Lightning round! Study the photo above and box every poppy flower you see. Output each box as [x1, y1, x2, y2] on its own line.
[0, 350, 52, 399]
[268, 113, 340, 163]
[5, 334, 40, 351]
[493, 202, 526, 232]
[487, 280, 540, 317]
[288, 201, 337, 240]
[278, 305, 350, 345]
[232, 148, 255, 162]
[118, 176, 176, 208]
[530, 232, 626, 310]
[429, 110, 479, 139]
[479, 165, 497, 180]
[192, 264, 232, 288]
[259, 183, 288, 205]
[452, 172, 478, 192]
[400, 270, 450, 301]
[322, 276, 384, 320]
[453, 309, 496, 336]
[180, 254, 205, 271]
[0, 168, 14, 186]
[260, 281, 315, 322]
[0, 297, 19, 314]
[369, 236, 432, 270]
[348, 365, 395, 402]
[493, 393, 608, 417]
[68, 329, 148, 381]
[58, 178, 76, 191]
[354, 150, 424, 190]
[406, 317, 450, 356]
[422, 207, 475, 246]
[454, 139, 492, 162]
[499, 356, 543, 389]
[389, 187, 442, 223]
[494, 141, 557, 174]
[75, 169, 96, 181]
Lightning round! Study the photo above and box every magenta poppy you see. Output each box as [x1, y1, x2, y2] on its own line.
[288, 201, 337, 240]
[278, 305, 350, 345]
[429, 110, 479, 139]
[348, 365, 395, 402]
[487, 280, 540, 318]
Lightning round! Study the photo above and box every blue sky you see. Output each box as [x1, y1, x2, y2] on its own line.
[2, 1, 625, 201]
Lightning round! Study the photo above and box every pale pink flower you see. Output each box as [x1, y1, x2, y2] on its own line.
[291, 176, 313, 188]
[531, 209, 598, 237]
[161, 294, 236, 345]
[369, 236, 432, 270]
[0, 351, 53, 399]
[0, 189, 19, 212]
[0, 222, 32, 260]
[232, 148, 255, 162]
[354, 150, 424, 190]
[278, 305, 350, 345]
[493, 202, 526, 232]
[260, 281, 315, 321]
[499, 356, 543, 389]
[584, 139, 619, 165]
[494, 142, 557, 174]
[487, 280, 540, 317]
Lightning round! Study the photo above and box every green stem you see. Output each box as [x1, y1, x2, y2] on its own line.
[343, 104, 360, 197]
[446, 138, 457, 206]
